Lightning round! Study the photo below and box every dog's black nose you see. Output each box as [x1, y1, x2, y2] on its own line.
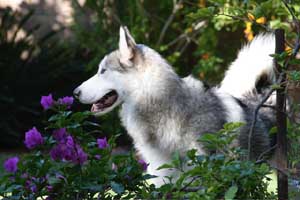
[73, 88, 81, 99]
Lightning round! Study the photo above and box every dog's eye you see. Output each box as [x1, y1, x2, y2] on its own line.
[100, 68, 107, 74]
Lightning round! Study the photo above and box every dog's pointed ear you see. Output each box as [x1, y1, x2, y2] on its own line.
[119, 26, 136, 66]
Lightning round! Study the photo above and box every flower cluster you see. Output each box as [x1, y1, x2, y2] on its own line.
[20, 173, 55, 196]
[50, 128, 88, 165]
[4, 157, 19, 173]
[57, 96, 74, 108]
[24, 127, 44, 149]
[97, 137, 109, 149]
[40, 94, 54, 110]
[40, 94, 74, 110]
[25, 177, 38, 193]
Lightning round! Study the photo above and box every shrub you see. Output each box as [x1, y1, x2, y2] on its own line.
[154, 123, 276, 199]
[0, 95, 276, 199]
[0, 94, 152, 199]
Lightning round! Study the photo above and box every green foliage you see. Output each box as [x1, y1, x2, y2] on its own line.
[288, 70, 300, 82]
[287, 119, 300, 170]
[71, 0, 299, 85]
[153, 122, 276, 199]
[0, 102, 276, 199]
[0, 96, 152, 199]
[71, 0, 242, 82]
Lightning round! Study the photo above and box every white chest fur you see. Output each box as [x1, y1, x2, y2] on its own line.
[119, 103, 204, 186]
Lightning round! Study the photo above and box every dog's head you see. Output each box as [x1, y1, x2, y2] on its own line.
[73, 26, 144, 116]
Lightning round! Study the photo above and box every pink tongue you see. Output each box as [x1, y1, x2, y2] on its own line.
[90, 92, 118, 112]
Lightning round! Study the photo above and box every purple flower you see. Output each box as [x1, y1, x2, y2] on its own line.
[50, 145, 63, 161]
[97, 137, 108, 149]
[46, 185, 53, 192]
[50, 138, 87, 165]
[40, 94, 54, 110]
[95, 155, 101, 160]
[52, 128, 68, 142]
[56, 174, 66, 182]
[138, 159, 148, 171]
[73, 145, 88, 165]
[25, 179, 37, 193]
[50, 143, 72, 161]
[66, 136, 75, 148]
[4, 157, 19, 173]
[124, 175, 132, 181]
[62, 143, 74, 160]
[24, 127, 44, 149]
[62, 145, 75, 161]
[21, 173, 28, 179]
[57, 96, 74, 108]
[31, 184, 37, 193]
[51, 130, 76, 161]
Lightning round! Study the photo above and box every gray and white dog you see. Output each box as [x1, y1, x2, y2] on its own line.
[74, 27, 276, 186]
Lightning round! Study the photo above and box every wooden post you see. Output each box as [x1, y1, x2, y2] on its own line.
[275, 29, 288, 200]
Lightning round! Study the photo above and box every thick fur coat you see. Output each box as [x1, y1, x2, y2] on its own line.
[74, 27, 276, 186]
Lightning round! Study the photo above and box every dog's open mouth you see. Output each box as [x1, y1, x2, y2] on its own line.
[91, 90, 119, 113]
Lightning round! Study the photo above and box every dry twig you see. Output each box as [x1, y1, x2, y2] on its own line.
[156, 0, 183, 46]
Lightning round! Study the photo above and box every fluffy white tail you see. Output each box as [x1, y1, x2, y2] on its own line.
[220, 34, 276, 98]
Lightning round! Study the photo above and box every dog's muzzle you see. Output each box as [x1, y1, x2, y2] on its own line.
[73, 88, 81, 99]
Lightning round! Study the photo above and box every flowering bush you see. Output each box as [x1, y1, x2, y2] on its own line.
[0, 95, 152, 199]
[0, 94, 277, 199]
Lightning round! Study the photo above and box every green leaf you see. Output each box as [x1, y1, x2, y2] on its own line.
[189, 7, 216, 19]
[209, 0, 226, 5]
[269, 126, 277, 135]
[225, 185, 238, 200]
[83, 121, 101, 127]
[81, 184, 103, 191]
[110, 181, 124, 194]
[48, 114, 61, 122]
[47, 176, 61, 185]
[48, 111, 72, 122]
[288, 70, 300, 81]
[70, 111, 92, 122]
[171, 151, 181, 167]
[198, 133, 217, 142]
[289, 59, 300, 65]
[156, 163, 173, 170]
[223, 122, 244, 131]
[271, 84, 282, 90]
[4, 184, 22, 192]
[142, 174, 157, 180]
[66, 123, 81, 129]
[187, 149, 197, 160]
